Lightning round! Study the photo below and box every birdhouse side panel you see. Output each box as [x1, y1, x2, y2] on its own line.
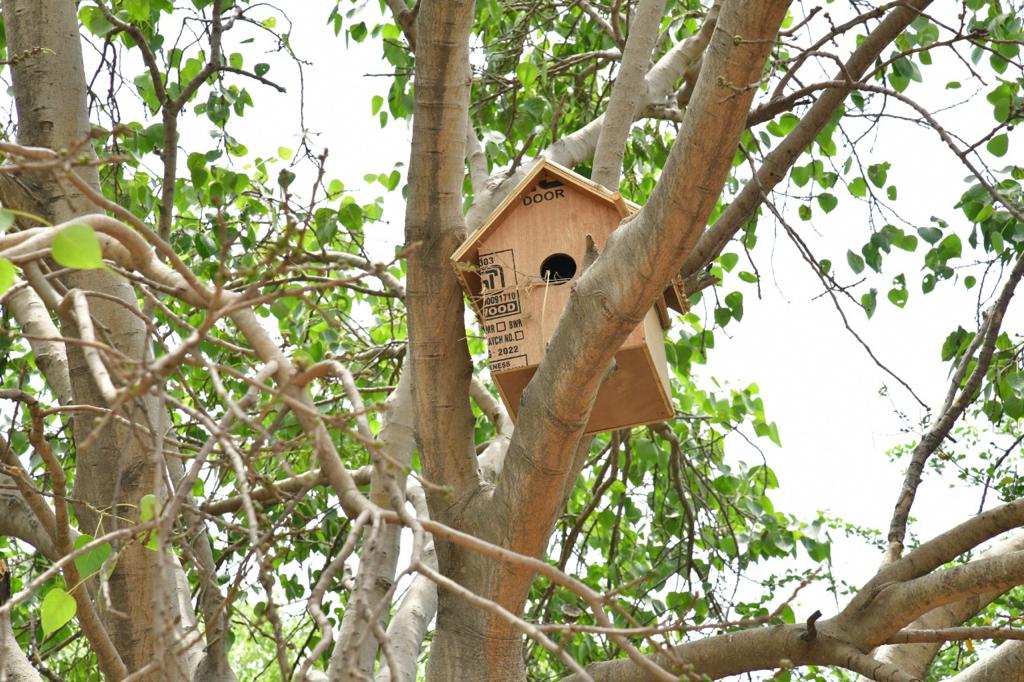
[491, 309, 674, 433]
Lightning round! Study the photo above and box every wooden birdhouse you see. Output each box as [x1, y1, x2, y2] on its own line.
[452, 159, 682, 433]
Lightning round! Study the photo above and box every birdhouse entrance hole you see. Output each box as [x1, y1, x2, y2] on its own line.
[540, 253, 576, 283]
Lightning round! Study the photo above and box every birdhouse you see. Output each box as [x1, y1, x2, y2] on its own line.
[452, 159, 682, 433]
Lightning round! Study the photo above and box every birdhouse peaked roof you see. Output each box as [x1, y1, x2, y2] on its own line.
[451, 157, 639, 272]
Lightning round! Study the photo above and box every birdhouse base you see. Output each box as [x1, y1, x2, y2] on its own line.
[492, 310, 673, 434]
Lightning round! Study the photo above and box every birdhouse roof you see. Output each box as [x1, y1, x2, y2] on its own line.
[451, 158, 639, 272]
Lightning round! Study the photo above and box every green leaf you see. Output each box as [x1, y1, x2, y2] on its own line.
[790, 165, 811, 187]
[892, 56, 922, 83]
[798, 204, 812, 221]
[817, 193, 838, 213]
[666, 591, 693, 614]
[889, 73, 910, 92]
[139, 494, 158, 522]
[849, 177, 868, 198]
[41, 587, 77, 637]
[867, 163, 889, 188]
[922, 273, 936, 294]
[767, 113, 800, 137]
[339, 203, 364, 230]
[917, 226, 942, 244]
[79, 6, 116, 35]
[888, 275, 908, 308]
[74, 534, 112, 578]
[725, 291, 744, 321]
[712, 475, 739, 495]
[0, 257, 14, 294]
[52, 224, 105, 270]
[861, 288, 878, 318]
[0, 208, 14, 233]
[516, 61, 538, 89]
[801, 537, 831, 562]
[846, 250, 865, 274]
[714, 307, 731, 327]
[254, 63, 270, 77]
[987, 134, 1009, 157]
[718, 534, 738, 556]
[776, 112, 799, 134]
[938, 234, 962, 260]
[371, 95, 384, 115]
[754, 421, 782, 446]
[720, 252, 739, 272]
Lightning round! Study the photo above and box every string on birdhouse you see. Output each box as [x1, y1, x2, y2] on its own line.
[541, 269, 552, 346]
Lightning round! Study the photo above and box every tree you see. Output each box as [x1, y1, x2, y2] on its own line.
[0, 0, 1022, 680]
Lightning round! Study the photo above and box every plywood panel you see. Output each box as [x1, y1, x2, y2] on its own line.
[494, 310, 673, 433]
[477, 170, 646, 373]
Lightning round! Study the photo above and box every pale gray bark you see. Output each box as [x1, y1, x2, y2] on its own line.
[0, 478, 56, 560]
[471, 378, 512, 483]
[591, 0, 668, 189]
[4, 284, 70, 403]
[1, 612, 41, 682]
[330, 372, 415, 679]
[375, 484, 438, 682]
[166, 454, 234, 682]
[871, 531, 1024, 679]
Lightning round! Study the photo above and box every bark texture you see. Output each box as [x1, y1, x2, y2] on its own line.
[330, 372, 415, 679]
[1, 613, 41, 682]
[871, 531, 1024, 678]
[402, 0, 498, 678]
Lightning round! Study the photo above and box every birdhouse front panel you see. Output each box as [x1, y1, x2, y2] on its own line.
[452, 159, 674, 433]
[474, 172, 639, 373]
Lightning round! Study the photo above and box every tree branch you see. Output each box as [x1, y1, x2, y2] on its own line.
[404, 0, 481, 514]
[872, 530, 1024, 677]
[465, 3, 721, 229]
[676, 0, 932, 282]
[330, 370, 415, 678]
[590, 0, 668, 189]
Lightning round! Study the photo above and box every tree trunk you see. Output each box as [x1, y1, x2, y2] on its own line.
[3, 1, 188, 678]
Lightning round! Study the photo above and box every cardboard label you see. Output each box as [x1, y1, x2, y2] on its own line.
[478, 249, 528, 371]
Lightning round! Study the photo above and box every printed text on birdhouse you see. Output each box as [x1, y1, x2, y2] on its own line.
[479, 249, 529, 371]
